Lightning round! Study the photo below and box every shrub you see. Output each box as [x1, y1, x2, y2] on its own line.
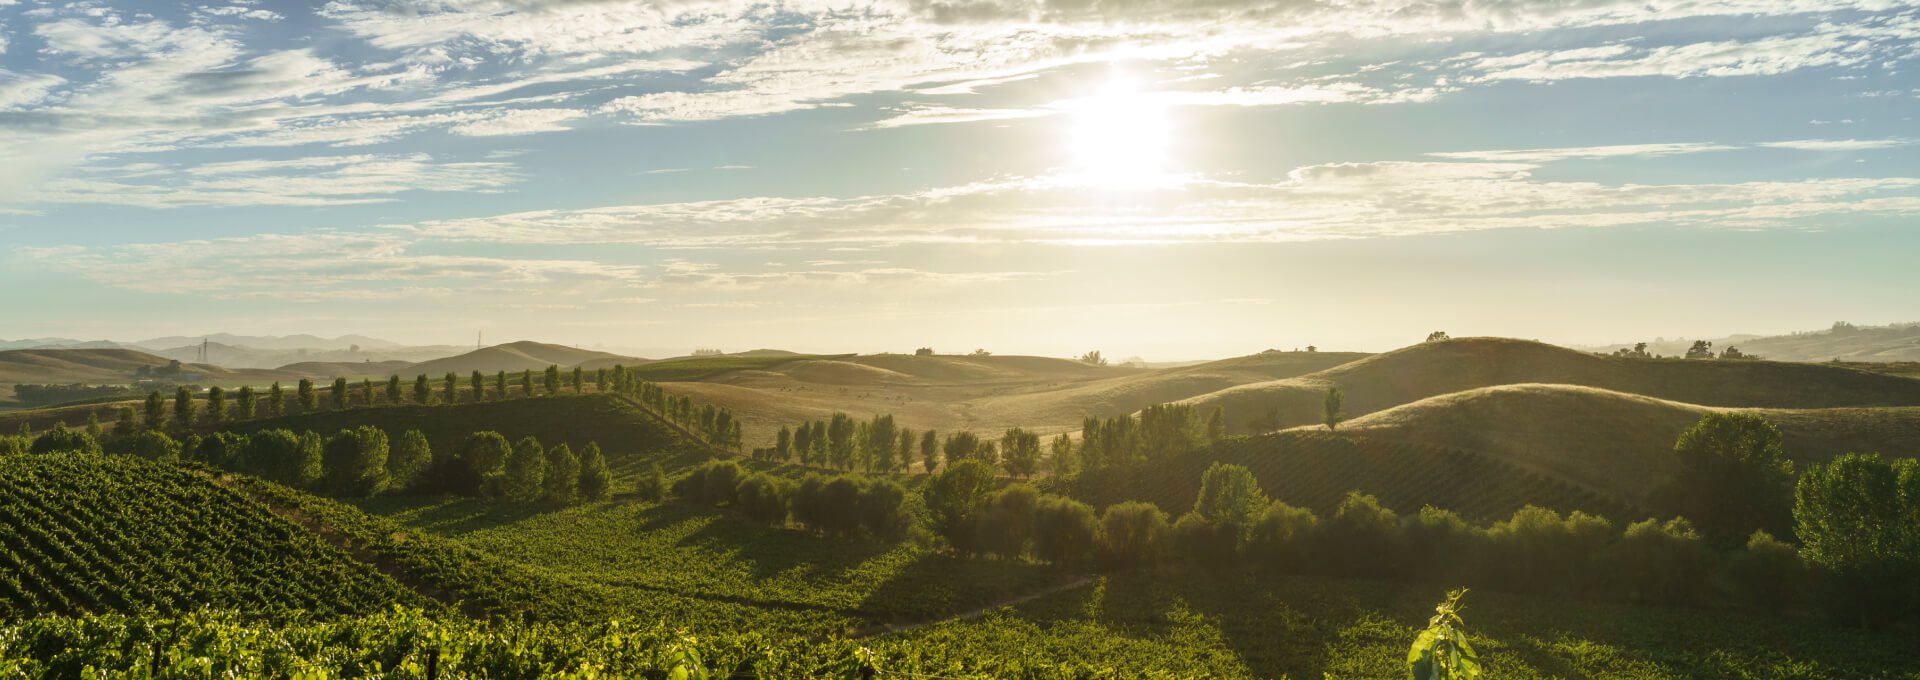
[1484, 506, 1612, 595]
[635, 463, 667, 503]
[858, 478, 910, 540]
[1400, 506, 1482, 585]
[1172, 512, 1236, 566]
[322, 426, 390, 497]
[1610, 517, 1712, 607]
[500, 437, 547, 501]
[976, 484, 1040, 559]
[1729, 530, 1805, 615]
[1098, 501, 1169, 568]
[924, 460, 997, 555]
[578, 442, 612, 502]
[736, 473, 792, 525]
[818, 475, 865, 538]
[1192, 462, 1267, 554]
[238, 429, 316, 487]
[191, 432, 246, 469]
[1320, 491, 1404, 578]
[1250, 500, 1321, 571]
[1792, 453, 1920, 627]
[30, 424, 101, 455]
[1033, 495, 1099, 567]
[454, 432, 512, 496]
[127, 430, 181, 462]
[1658, 412, 1796, 543]
[791, 474, 828, 528]
[0, 436, 26, 456]
[389, 430, 432, 493]
[543, 443, 580, 504]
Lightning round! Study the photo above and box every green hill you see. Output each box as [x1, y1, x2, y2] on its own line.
[1183, 337, 1920, 433]
[0, 348, 296, 405]
[1058, 431, 1641, 523]
[1337, 383, 1920, 504]
[0, 453, 430, 619]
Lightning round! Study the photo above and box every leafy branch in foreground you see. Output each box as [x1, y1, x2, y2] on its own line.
[1407, 588, 1482, 680]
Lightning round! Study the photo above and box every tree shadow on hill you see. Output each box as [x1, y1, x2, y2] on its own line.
[1101, 567, 1391, 680]
[349, 495, 551, 536]
[673, 508, 898, 584]
[853, 549, 1069, 627]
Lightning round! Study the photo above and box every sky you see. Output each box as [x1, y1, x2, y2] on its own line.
[1, 0, 1917, 359]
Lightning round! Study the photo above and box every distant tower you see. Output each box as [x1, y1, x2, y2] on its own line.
[199, 338, 209, 362]
[477, 330, 483, 350]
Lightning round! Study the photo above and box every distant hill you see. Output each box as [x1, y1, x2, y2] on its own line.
[0, 348, 299, 406]
[1593, 321, 1920, 362]
[1181, 337, 1920, 433]
[401, 341, 641, 377]
[0, 338, 130, 351]
[147, 342, 464, 370]
[132, 333, 406, 352]
[1335, 383, 1920, 504]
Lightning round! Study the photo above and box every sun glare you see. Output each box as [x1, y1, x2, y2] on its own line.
[1065, 74, 1172, 188]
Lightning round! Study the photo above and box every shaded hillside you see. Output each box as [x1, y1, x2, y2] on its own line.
[1182, 337, 1920, 433]
[1057, 431, 1640, 523]
[1595, 321, 1920, 362]
[275, 359, 414, 377]
[1336, 383, 1920, 504]
[0, 453, 430, 619]
[402, 341, 639, 376]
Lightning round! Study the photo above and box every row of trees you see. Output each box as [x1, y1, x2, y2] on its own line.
[757, 414, 1064, 480]
[675, 461, 914, 541]
[3, 422, 612, 505]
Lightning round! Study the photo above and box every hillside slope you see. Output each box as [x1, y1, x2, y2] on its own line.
[1182, 337, 1920, 433]
[1337, 383, 1920, 503]
[402, 341, 639, 377]
[0, 453, 430, 618]
[0, 349, 297, 404]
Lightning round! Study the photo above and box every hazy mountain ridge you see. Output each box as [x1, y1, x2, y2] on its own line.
[1590, 321, 1920, 362]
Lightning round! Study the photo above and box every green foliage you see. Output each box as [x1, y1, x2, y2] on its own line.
[322, 426, 390, 497]
[29, 423, 101, 455]
[236, 429, 316, 487]
[127, 430, 180, 461]
[1250, 500, 1320, 571]
[142, 391, 166, 431]
[206, 386, 226, 424]
[297, 378, 317, 412]
[1792, 453, 1920, 626]
[1032, 495, 1098, 567]
[456, 431, 512, 496]
[1659, 412, 1796, 543]
[976, 484, 1039, 559]
[1729, 530, 1806, 615]
[735, 473, 792, 525]
[1323, 491, 1404, 577]
[1098, 501, 1169, 567]
[413, 374, 431, 405]
[332, 377, 348, 410]
[389, 429, 432, 492]
[1406, 589, 1483, 680]
[269, 381, 286, 416]
[502, 436, 548, 501]
[544, 443, 581, 503]
[1324, 386, 1345, 432]
[0, 454, 427, 619]
[925, 460, 997, 555]
[578, 442, 613, 502]
[386, 375, 402, 405]
[1611, 517, 1711, 607]
[999, 427, 1041, 479]
[636, 462, 668, 503]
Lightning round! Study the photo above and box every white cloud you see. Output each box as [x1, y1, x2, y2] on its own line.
[1461, 21, 1912, 82]
[27, 154, 520, 208]
[1759, 138, 1914, 151]
[1429, 142, 1740, 162]
[448, 108, 588, 136]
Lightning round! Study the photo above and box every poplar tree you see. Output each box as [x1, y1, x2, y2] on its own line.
[236, 386, 255, 419]
[386, 376, 402, 404]
[443, 372, 459, 403]
[297, 378, 316, 412]
[572, 366, 584, 394]
[521, 370, 534, 397]
[115, 408, 137, 438]
[414, 374, 431, 405]
[471, 371, 485, 402]
[578, 442, 612, 502]
[172, 387, 196, 431]
[1323, 387, 1345, 432]
[544, 365, 560, 396]
[206, 386, 226, 425]
[494, 371, 507, 400]
[361, 379, 374, 407]
[332, 377, 349, 410]
[544, 443, 581, 503]
[269, 382, 285, 416]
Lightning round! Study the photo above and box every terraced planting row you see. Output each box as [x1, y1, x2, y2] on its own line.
[0, 454, 429, 619]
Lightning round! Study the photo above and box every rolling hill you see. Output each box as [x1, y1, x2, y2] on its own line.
[1593, 320, 1920, 362]
[1335, 383, 1920, 504]
[0, 348, 299, 405]
[1181, 337, 1920, 434]
[399, 341, 641, 377]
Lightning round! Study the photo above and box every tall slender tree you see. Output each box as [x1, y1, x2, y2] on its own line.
[494, 371, 507, 401]
[1323, 387, 1345, 432]
[332, 377, 349, 410]
[572, 366, 585, 394]
[471, 371, 485, 402]
[269, 382, 285, 416]
[116, 407, 139, 438]
[544, 365, 561, 396]
[297, 378, 317, 412]
[578, 442, 612, 502]
[236, 386, 255, 419]
[361, 378, 374, 407]
[143, 391, 167, 431]
[443, 372, 459, 403]
[520, 370, 534, 397]
[921, 429, 940, 474]
[386, 375, 402, 404]
[414, 374, 431, 405]
[206, 386, 226, 425]
[172, 386, 196, 431]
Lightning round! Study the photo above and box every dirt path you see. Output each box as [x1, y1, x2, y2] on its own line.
[845, 575, 1097, 639]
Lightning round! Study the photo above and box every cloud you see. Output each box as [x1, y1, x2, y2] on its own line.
[1428, 143, 1740, 162]
[1459, 20, 1914, 82]
[864, 106, 1055, 129]
[448, 108, 588, 136]
[1759, 138, 1914, 151]
[25, 154, 521, 208]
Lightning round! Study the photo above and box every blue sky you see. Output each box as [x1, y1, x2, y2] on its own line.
[1, 0, 1916, 358]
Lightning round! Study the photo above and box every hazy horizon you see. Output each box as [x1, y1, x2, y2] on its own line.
[4, 1, 1919, 360]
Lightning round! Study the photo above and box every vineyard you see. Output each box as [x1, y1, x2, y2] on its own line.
[0, 454, 430, 619]
[1061, 431, 1642, 522]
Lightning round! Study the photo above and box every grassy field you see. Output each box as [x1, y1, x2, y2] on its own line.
[1057, 430, 1642, 522]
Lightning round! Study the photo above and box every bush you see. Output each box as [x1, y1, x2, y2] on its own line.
[858, 478, 910, 541]
[791, 474, 828, 528]
[1658, 412, 1796, 543]
[924, 460, 997, 555]
[976, 484, 1039, 559]
[500, 437, 547, 501]
[322, 426, 390, 497]
[1484, 506, 1612, 595]
[1172, 512, 1237, 566]
[817, 476, 865, 538]
[1033, 496, 1098, 567]
[1320, 492, 1404, 578]
[127, 430, 181, 462]
[735, 473, 792, 525]
[30, 424, 101, 455]
[454, 432, 512, 496]
[1400, 506, 1482, 585]
[1729, 530, 1805, 615]
[674, 460, 744, 506]
[191, 432, 245, 469]
[1250, 500, 1320, 571]
[578, 442, 612, 502]
[238, 429, 316, 487]
[388, 430, 432, 493]
[635, 463, 667, 503]
[0, 436, 26, 456]
[1610, 517, 1712, 607]
[1792, 453, 1920, 627]
[1098, 501, 1169, 568]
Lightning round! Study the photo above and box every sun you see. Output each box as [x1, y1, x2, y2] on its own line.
[1063, 74, 1172, 188]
